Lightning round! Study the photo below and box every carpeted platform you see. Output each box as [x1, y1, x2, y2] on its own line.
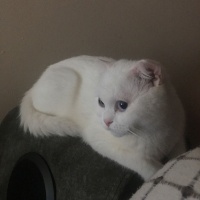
[0, 107, 143, 200]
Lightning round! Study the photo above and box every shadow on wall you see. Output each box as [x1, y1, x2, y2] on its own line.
[0, 0, 200, 147]
[169, 60, 200, 148]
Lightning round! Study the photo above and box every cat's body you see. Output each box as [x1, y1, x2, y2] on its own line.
[20, 55, 185, 180]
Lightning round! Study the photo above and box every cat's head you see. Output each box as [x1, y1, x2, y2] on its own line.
[96, 59, 164, 137]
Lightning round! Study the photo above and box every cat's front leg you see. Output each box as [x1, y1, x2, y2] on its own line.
[84, 132, 162, 180]
[113, 143, 163, 180]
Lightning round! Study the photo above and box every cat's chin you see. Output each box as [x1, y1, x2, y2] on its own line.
[109, 130, 128, 138]
[103, 126, 128, 137]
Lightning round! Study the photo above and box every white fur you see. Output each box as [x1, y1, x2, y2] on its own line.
[20, 55, 185, 181]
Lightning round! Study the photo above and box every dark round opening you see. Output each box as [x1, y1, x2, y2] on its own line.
[7, 153, 55, 200]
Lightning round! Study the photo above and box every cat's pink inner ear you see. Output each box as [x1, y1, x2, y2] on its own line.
[133, 59, 163, 86]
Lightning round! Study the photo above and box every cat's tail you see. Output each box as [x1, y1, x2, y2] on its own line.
[19, 91, 80, 137]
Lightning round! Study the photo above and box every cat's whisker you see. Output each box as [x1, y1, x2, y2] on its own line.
[127, 129, 140, 138]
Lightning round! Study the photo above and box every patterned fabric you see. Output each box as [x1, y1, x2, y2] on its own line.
[132, 147, 200, 200]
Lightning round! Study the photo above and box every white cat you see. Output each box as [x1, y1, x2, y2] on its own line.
[20, 55, 185, 180]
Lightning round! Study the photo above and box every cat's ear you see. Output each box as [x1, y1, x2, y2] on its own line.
[132, 59, 163, 86]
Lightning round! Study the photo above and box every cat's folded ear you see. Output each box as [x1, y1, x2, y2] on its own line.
[133, 59, 163, 86]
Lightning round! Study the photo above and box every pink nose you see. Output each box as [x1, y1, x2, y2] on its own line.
[104, 119, 113, 127]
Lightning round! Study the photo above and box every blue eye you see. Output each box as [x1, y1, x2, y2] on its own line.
[98, 98, 105, 108]
[117, 101, 128, 111]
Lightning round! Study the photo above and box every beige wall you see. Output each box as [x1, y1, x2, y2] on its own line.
[1, 0, 200, 147]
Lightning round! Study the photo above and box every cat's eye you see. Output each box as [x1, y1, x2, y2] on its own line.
[116, 101, 128, 112]
[98, 98, 105, 108]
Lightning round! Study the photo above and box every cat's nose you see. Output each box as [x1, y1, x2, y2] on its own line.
[104, 119, 113, 127]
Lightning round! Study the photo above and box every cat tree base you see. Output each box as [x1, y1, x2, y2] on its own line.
[0, 107, 143, 200]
